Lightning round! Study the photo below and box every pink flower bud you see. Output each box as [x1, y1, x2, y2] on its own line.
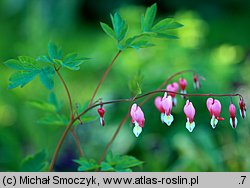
[206, 98, 224, 128]
[166, 82, 179, 106]
[97, 106, 105, 126]
[130, 103, 145, 137]
[184, 100, 196, 132]
[229, 103, 237, 129]
[179, 78, 187, 91]
[179, 78, 187, 99]
[239, 98, 246, 119]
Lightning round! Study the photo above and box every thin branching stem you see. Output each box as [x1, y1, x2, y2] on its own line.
[54, 67, 74, 120]
[88, 51, 122, 107]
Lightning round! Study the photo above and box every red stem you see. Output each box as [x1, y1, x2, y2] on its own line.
[88, 51, 122, 107]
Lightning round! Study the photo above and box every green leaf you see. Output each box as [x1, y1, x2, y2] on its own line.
[39, 66, 55, 90]
[36, 55, 52, 64]
[5, 56, 40, 70]
[111, 12, 128, 42]
[48, 42, 62, 60]
[27, 100, 56, 112]
[129, 72, 144, 96]
[62, 53, 90, 70]
[74, 158, 100, 171]
[106, 151, 114, 163]
[8, 70, 40, 89]
[128, 40, 154, 49]
[20, 150, 48, 172]
[141, 3, 157, 32]
[115, 155, 144, 169]
[155, 33, 179, 39]
[100, 22, 116, 39]
[152, 18, 183, 32]
[100, 162, 115, 171]
[37, 114, 68, 126]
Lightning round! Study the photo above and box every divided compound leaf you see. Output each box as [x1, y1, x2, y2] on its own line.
[74, 158, 100, 171]
[110, 12, 128, 42]
[4, 56, 40, 71]
[151, 18, 183, 32]
[100, 22, 116, 39]
[61, 53, 90, 70]
[20, 150, 48, 172]
[141, 3, 157, 32]
[8, 70, 40, 89]
[39, 66, 55, 90]
[48, 42, 62, 61]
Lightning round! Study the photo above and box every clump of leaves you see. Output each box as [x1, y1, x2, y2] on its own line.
[100, 3, 183, 50]
[4, 42, 90, 90]
[74, 151, 143, 172]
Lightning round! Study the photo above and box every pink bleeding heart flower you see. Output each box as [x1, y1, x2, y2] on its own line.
[193, 74, 200, 91]
[161, 92, 174, 126]
[239, 98, 246, 119]
[184, 100, 196, 132]
[130, 103, 145, 137]
[229, 103, 238, 129]
[166, 82, 179, 106]
[179, 78, 187, 98]
[154, 96, 165, 123]
[206, 98, 224, 128]
[97, 106, 105, 126]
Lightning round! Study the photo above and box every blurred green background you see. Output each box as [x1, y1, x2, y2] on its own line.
[0, 0, 250, 171]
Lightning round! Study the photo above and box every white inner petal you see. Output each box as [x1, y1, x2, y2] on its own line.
[161, 113, 165, 123]
[210, 115, 218, 129]
[134, 121, 139, 127]
[230, 117, 238, 129]
[163, 114, 174, 126]
[133, 125, 142, 137]
[186, 120, 195, 132]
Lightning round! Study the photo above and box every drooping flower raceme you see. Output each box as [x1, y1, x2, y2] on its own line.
[206, 98, 224, 128]
[184, 100, 196, 132]
[166, 82, 179, 106]
[97, 106, 105, 126]
[229, 103, 237, 129]
[179, 78, 187, 98]
[154, 96, 165, 123]
[161, 92, 174, 126]
[130, 103, 145, 137]
[239, 98, 246, 119]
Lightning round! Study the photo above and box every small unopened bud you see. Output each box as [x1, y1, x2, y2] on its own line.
[193, 74, 201, 91]
[239, 97, 247, 119]
[97, 106, 105, 126]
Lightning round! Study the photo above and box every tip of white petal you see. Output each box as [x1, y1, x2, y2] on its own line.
[240, 110, 247, 118]
[133, 125, 142, 137]
[210, 116, 218, 129]
[186, 121, 195, 132]
[230, 117, 238, 129]
[99, 117, 104, 126]
[163, 114, 174, 126]
[181, 90, 187, 99]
